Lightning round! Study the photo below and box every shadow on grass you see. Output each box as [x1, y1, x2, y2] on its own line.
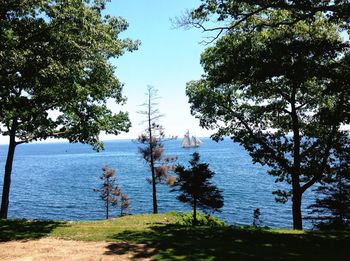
[108, 224, 350, 260]
[104, 242, 158, 259]
[0, 219, 63, 242]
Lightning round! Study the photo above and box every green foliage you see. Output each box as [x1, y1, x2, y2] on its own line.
[185, 8, 350, 229]
[0, 0, 138, 218]
[186, 1, 350, 34]
[0, 0, 138, 147]
[307, 155, 350, 230]
[172, 152, 223, 225]
[176, 212, 226, 227]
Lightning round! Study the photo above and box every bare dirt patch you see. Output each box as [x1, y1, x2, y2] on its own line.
[0, 238, 156, 261]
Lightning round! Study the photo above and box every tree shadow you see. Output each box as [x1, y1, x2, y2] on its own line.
[0, 219, 63, 242]
[107, 224, 350, 260]
[104, 242, 157, 259]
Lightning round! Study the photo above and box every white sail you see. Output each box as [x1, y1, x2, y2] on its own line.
[181, 131, 191, 147]
[182, 130, 202, 148]
[195, 137, 202, 145]
[191, 136, 202, 147]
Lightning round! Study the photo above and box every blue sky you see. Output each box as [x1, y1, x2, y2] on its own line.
[103, 0, 213, 140]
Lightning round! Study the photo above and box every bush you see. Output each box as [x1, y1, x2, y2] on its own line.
[176, 212, 226, 227]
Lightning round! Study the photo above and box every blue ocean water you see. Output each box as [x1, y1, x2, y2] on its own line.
[0, 138, 315, 228]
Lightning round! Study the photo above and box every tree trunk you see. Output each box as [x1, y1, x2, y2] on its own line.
[292, 188, 303, 230]
[106, 178, 110, 219]
[106, 197, 109, 220]
[151, 165, 158, 214]
[148, 91, 158, 214]
[290, 87, 303, 230]
[193, 197, 197, 226]
[0, 133, 17, 219]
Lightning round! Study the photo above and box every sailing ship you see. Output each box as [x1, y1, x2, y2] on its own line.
[181, 130, 202, 148]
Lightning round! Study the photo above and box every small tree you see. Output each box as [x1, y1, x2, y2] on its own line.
[94, 166, 130, 219]
[172, 152, 224, 226]
[120, 193, 131, 216]
[307, 149, 350, 230]
[253, 208, 262, 228]
[308, 175, 350, 230]
[137, 86, 176, 214]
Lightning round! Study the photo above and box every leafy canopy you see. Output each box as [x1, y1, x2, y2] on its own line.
[0, 0, 139, 148]
[186, 10, 350, 229]
[187, 13, 349, 201]
[183, 0, 350, 38]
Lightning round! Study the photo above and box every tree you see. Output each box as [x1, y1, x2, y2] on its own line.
[137, 86, 176, 214]
[253, 208, 262, 228]
[177, 0, 350, 42]
[186, 12, 350, 229]
[308, 174, 350, 230]
[172, 152, 224, 226]
[94, 166, 121, 219]
[120, 192, 131, 216]
[307, 140, 350, 230]
[0, 0, 138, 219]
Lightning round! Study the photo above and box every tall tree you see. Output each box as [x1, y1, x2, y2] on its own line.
[172, 152, 224, 226]
[137, 86, 176, 214]
[186, 12, 350, 229]
[0, 0, 138, 219]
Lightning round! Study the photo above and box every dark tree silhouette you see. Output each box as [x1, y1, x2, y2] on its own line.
[137, 86, 176, 214]
[172, 152, 224, 226]
[307, 145, 350, 230]
[94, 166, 130, 219]
[253, 208, 262, 228]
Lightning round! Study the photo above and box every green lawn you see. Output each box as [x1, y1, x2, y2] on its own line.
[1, 212, 349, 260]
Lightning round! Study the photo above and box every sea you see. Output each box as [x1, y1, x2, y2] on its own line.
[0, 138, 316, 229]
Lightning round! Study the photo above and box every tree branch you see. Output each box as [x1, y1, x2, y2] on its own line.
[222, 100, 293, 173]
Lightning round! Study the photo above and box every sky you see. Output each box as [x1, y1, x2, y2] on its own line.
[101, 0, 211, 139]
[103, 0, 212, 141]
[0, 0, 213, 144]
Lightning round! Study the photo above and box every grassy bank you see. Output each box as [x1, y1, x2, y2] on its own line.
[1, 212, 349, 260]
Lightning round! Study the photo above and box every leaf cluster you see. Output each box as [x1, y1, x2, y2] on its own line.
[186, 12, 350, 202]
[185, 0, 350, 38]
[176, 211, 226, 227]
[307, 140, 350, 230]
[0, 0, 139, 147]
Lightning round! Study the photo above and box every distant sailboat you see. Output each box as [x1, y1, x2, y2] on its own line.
[181, 130, 202, 148]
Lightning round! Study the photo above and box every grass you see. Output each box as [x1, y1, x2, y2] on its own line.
[1, 212, 349, 260]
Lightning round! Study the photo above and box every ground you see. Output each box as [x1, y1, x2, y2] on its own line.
[0, 212, 349, 260]
[0, 238, 154, 261]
